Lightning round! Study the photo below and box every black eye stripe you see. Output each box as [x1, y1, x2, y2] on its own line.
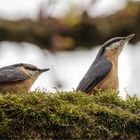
[103, 38, 122, 48]
[25, 67, 38, 71]
[97, 37, 123, 57]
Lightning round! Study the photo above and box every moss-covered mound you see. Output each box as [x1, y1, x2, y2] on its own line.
[0, 90, 140, 139]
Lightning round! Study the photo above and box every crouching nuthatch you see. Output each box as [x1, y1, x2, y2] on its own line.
[0, 63, 49, 93]
[77, 34, 135, 94]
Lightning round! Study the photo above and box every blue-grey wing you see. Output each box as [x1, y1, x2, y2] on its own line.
[77, 57, 112, 92]
[0, 68, 28, 84]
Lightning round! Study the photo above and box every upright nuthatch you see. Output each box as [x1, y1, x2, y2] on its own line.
[0, 63, 49, 93]
[77, 34, 135, 94]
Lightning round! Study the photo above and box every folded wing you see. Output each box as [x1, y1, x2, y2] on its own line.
[0, 68, 28, 84]
[77, 57, 112, 93]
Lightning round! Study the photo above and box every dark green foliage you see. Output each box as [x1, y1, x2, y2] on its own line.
[0, 90, 140, 139]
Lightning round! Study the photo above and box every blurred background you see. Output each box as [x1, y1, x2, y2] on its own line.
[0, 0, 140, 97]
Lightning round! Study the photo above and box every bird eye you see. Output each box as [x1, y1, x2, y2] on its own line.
[31, 68, 38, 71]
[26, 67, 38, 71]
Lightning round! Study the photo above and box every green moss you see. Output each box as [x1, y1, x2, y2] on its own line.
[0, 90, 140, 139]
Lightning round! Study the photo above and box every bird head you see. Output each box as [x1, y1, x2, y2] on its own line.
[101, 34, 135, 57]
[15, 63, 50, 77]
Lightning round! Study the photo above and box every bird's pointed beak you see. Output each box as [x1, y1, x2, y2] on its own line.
[39, 68, 50, 73]
[123, 33, 135, 42]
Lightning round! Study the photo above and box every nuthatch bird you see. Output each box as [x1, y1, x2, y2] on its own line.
[77, 34, 135, 94]
[0, 63, 49, 93]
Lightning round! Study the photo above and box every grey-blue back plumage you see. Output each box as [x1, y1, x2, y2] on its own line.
[77, 47, 112, 92]
[0, 66, 28, 84]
